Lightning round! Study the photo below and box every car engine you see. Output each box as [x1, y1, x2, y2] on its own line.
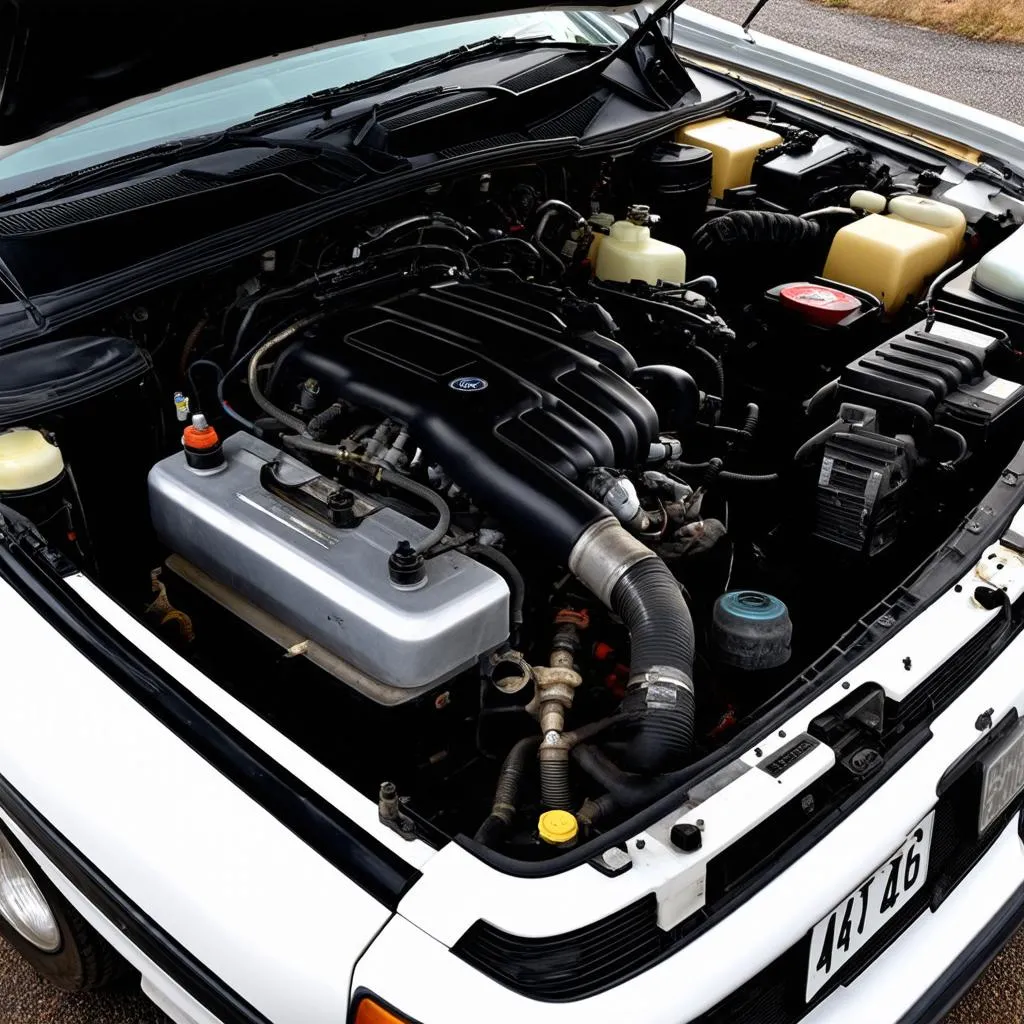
[8, 112, 1024, 859]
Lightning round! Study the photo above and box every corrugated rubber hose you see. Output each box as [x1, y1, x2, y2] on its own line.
[612, 557, 696, 775]
[474, 736, 540, 845]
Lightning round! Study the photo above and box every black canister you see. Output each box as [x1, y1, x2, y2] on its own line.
[712, 590, 793, 671]
[633, 143, 713, 243]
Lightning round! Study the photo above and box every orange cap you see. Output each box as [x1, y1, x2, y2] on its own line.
[183, 422, 220, 450]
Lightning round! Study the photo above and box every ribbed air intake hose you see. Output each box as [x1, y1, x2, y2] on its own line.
[569, 519, 696, 776]
[691, 210, 832, 296]
[611, 558, 696, 774]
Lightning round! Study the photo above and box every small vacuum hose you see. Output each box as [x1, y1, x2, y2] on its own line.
[932, 423, 969, 466]
[247, 312, 328, 433]
[474, 736, 541, 845]
[466, 544, 525, 635]
[376, 468, 450, 554]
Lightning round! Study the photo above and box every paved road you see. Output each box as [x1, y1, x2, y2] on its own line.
[2, 2, 1024, 1022]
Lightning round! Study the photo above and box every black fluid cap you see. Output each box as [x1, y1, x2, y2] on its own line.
[328, 489, 356, 527]
[670, 822, 702, 853]
[388, 540, 426, 587]
[184, 443, 225, 471]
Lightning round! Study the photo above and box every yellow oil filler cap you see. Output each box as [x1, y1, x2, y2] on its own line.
[0, 428, 64, 493]
[538, 810, 578, 845]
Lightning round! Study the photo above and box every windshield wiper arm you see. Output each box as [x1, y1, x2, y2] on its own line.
[0, 254, 45, 328]
[741, 0, 774, 30]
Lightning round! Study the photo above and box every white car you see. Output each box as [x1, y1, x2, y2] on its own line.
[0, 2, 1023, 1023]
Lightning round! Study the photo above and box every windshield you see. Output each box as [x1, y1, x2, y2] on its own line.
[0, 11, 617, 192]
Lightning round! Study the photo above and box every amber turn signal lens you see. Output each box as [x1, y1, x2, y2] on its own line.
[353, 996, 413, 1024]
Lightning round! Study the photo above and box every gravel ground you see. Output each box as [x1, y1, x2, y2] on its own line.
[0, 940, 168, 1024]
[690, 0, 1024, 122]
[3, 3, 1024, 1022]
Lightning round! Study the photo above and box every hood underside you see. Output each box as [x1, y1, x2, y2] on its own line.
[0, 1, 658, 145]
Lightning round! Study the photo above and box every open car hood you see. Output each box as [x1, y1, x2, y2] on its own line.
[0, 0, 675, 145]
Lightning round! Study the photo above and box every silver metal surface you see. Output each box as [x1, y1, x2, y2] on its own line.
[165, 555, 438, 705]
[148, 433, 509, 690]
[568, 516, 655, 606]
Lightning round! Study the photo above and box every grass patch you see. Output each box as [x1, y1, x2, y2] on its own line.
[809, 0, 1024, 42]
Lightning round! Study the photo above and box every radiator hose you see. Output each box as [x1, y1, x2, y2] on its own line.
[570, 519, 696, 775]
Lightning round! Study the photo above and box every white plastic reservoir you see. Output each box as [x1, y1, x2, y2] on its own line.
[594, 207, 687, 286]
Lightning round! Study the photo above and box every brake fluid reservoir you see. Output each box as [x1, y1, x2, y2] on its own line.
[677, 117, 783, 199]
[594, 206, 686, 286]
[823, 197, 967, 313]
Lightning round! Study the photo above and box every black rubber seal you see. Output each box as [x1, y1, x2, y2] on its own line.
[0, 530, 420, 910]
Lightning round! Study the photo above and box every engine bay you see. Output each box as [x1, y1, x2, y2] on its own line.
[5, 102, 1024, 862]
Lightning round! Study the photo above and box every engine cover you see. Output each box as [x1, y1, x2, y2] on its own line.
[148, 433, 510, 695]
[272, 280, 661, 555]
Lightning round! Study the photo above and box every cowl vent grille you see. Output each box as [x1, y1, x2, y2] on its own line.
[439, 132, 529, 158]
[530, 95, 604, 139]
[499, 51, 597, 91]
[0, 174, 219, 235]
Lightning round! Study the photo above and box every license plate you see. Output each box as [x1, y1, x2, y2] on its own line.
[978, 721, 1024, 834]
[806, 811, 934, 1000]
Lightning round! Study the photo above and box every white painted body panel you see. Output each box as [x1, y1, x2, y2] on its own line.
[5, 511, 1016, 1023]
[362, 619, 1024, 1022]
[1, 12, 1024, 1023]
[0, 574, 392, 1024]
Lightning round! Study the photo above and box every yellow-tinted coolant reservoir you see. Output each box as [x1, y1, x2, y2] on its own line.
[0, 427, 64, 493]
[593, 206, 686, 286]
[823, 194, 967, 313]
[677, 117, 783, 199]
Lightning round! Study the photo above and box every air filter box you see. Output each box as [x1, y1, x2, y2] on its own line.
[837, 319, 1024, 447]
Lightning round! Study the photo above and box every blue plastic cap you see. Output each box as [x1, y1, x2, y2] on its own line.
[718, 590, 787, 621]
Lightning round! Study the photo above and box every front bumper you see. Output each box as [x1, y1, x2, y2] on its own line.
[351, 812, 1024, 1024]
[810, 811, 1024, 1024]
[358, 616, 1024, 1024]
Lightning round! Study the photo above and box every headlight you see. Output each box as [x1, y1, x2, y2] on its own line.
[0, 830, 61, 952]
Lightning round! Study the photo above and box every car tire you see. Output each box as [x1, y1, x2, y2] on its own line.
[0, 822, 124, 991]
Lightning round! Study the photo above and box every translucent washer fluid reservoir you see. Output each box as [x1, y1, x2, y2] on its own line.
[824, 196, 967, 313]
[677, 117, 783, 199]
[593, 205, 687, 286]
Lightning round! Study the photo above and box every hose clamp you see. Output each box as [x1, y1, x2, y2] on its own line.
[568, 517, 656, 607]
[628, 667, 695, 710]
